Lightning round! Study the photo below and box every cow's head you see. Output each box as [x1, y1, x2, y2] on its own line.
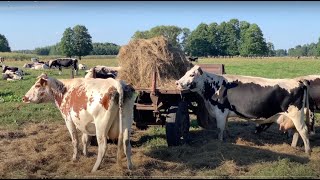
[176, 65, 204, 91]
[22, 73, 53, 104]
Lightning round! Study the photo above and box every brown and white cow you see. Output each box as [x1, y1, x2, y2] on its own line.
[23, 73, 136, 172]
[176, 65, 311, 155]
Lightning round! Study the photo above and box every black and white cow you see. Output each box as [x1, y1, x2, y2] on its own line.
[176, 65, 311, 155]
[256, 75, 320, 135]
[84, 66, 120, 79]
[48, 58, 78, 75]
[2, 65, 24, 76]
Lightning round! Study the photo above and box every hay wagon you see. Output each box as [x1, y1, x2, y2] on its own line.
[133, 64, 226, 146]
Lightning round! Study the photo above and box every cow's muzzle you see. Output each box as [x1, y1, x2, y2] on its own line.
[22, 96, 30, 103]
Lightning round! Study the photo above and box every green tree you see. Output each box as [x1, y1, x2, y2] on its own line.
[132, 25, 184, 48]
[0, 34, 11, 52]
[317, 38, 320, 56]
[185, 23, 211, 56]
[60, 27, 75, 57]
[275, 49, 287, 56]
[90, 42, 120, 55]
[267, 42, 275, 57]
[34, 46, 50, 55]
[239, 24, 268, 57]
[73, 25, 93, 60]
[225, 19, 240, 56]
[207, 22, 220, 56]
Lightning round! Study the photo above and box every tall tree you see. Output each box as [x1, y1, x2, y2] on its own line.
[317, 38, 320, 56]
[185, 23, 211, 56]
[60, 27, 75, 57]
[179, 28, 191, 51]
[267, 42, 275, 57]
[73, 25, 93, 60]
[207, 22, 220, 56]
[225, 19, 240, 56]
[239, 24, 268, 57]
[0, 34, 11, 52]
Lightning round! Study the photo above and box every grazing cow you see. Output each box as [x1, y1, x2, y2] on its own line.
[78, 63, 87, 70]
[2, 70, 23, 81]
[48, 58, 78, 75]
[84, 66, 120, 79]
[256, 75, 320, 135]
[176, 65, 311, 155]
[22, 73, 136, 172]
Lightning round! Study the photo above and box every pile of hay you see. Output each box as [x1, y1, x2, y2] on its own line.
[117, 36, 192, 89]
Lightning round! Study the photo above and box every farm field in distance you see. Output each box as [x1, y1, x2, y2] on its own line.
[0, 55, 319, 178]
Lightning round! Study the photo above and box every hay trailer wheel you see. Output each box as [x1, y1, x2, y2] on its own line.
[165, 101, 190, 146]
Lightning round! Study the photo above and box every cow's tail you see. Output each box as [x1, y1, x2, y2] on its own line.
[302, 80, 310, 132]
[115, 80, 125, 163]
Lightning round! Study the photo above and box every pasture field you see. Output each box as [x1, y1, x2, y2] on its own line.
[0, 56, 320, 178]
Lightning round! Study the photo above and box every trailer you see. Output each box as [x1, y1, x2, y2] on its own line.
[133, 64, 226, 146]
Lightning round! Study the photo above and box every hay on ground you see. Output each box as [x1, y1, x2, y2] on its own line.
[117, 36, 192, 89]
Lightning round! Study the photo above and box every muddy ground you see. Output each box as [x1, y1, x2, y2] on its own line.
[0, 120, 319, 178]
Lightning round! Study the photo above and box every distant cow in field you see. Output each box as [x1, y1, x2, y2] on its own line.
[176, 65, 312, 155]
[48, 58, 78, 75]
[0, 57, 4, 63]
[2, 70, 23, 81]
[187, 56, 198, 62]
[23, 73, 136, 172]
[1, 65, 24, 76]
[78, 63, 87, 70]
[85, 66, 121, 79]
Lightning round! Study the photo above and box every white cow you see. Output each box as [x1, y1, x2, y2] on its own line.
[23, 73, 136, 172]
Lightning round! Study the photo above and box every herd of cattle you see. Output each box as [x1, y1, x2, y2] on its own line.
[2, 57, 318, 172]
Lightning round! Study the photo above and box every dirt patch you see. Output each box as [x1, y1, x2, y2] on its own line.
[0, 121, 319, 178]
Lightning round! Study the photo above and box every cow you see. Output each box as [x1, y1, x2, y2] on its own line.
[0, 57, 4, 63]
[256, 75, 320, 135]
[78, 63, 87, 70]
[188, 56, 198, 62]
[31, 63, 50, 70]
[84, 66, 120, 79]
[176, 65, 311, 155]
[23, 63, 34, 68]
[22, 73, 136, 172]
[48, 58, 78, 75]
[2, 65, 24, 76]
[2, 70, 23, 81]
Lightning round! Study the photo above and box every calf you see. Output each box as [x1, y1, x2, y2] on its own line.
[48, 58, 78, 75]
[176, 65, 311, 155]
[22, 73, 136, 172]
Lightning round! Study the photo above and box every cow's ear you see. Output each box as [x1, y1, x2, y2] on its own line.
[40, 78, 48, 87]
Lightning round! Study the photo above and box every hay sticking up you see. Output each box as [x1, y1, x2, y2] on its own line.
[117, 36, 192, 89]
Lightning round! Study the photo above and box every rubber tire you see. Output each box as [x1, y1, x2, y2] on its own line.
[165, 101, 190, 147]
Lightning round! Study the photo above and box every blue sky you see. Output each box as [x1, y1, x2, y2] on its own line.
[1, 1, 320, 51]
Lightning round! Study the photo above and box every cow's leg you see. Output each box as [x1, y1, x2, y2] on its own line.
[288, 108, 311, 155]
[291, 129, 300, 148]
[122, 127, 133, 170]
[91, 126, 107, 172]
[117, 132, 124, 167]
[215, 109, 229, 142]
[92, 110, 117, 172]
[59, 66, 62, 75]
[65, 118, 79, 161]
[82, 133, 91, 156]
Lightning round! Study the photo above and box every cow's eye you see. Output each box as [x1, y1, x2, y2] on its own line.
[190, 74, 195, 77]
